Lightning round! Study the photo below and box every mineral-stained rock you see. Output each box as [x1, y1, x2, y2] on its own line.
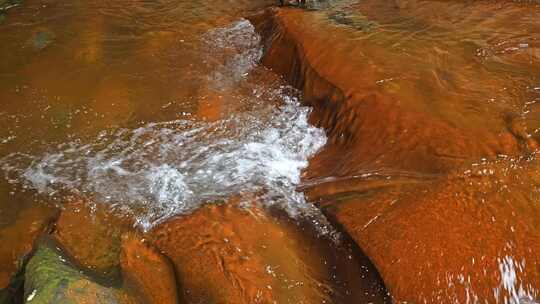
[24, 238, 137, 304]
[120, 232, 178, 304]
[249, 8, 533, 177]
[0, 204, 58, 290]
[53, 200, 129, 277]
[149, 203, 328, 303]
[249, 6, 540, 303]
[149, 202, 389, 304]
[314, 156, 540, 303]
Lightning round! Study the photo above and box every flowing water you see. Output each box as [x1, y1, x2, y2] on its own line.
[259, 1, 540, 303]
[0, 2, 332, 230]
[0, 0, 390, 303]
[1, 19, 330, 231]
[1, 0, 539, 303]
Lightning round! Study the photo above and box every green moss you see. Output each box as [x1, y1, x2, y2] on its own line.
[24, 244, 120, 304]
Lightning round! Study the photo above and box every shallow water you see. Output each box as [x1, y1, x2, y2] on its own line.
[0, 0, 391, 302]
[1, 19, 329, 231]
[326, 0, 540, 139]
[1, 0, 540, 302]
[0, 0, 332, 227]
[256, 1, 540, 303]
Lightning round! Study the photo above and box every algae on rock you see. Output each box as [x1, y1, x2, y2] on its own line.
[24, 241, 133, 304]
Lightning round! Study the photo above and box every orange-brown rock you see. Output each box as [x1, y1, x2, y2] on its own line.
[53, 199, 131, 276]
[0, 203, 58, 289]
[249, 7, 534, 177]
[249, 5, 540, 303]
[314, 157, 540, 303]
[149, 202, 389, 304]
[149, 203, 328, 303]
[120, 232, 179, 304]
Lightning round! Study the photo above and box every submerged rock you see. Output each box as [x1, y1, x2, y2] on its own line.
[150, 203, 329, 303]
[250, 8, 532, 177]
[316, 157, 540, 303]
[0, 0, 20, 12]
[24, 239, 136, 304]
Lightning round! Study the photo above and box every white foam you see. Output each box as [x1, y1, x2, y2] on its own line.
[1, 20, 330, 233]
[2, 91, 327, 230]
[494, 255, 538, 304]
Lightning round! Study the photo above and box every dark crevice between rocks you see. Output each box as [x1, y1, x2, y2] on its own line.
[247, 8, 396, 302]
[264, 206, 392, 303]
[0, 265, 25, 304]
[316, 207, 393, 302]
[248, 9, 357, 147]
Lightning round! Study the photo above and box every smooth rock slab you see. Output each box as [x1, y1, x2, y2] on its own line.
[316, 157, 540, 303]
[149, 202, 389, 304]
[149, 203, 332, 304]
[120, 232, 179, 304]
[53, 200, 127, 277]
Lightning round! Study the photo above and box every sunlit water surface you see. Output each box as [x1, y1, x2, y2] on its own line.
[0, 0, 334, 231]
[1, 0, 540, 302]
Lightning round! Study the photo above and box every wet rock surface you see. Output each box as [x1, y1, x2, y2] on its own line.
[23, 238, 137, 304]
[120, 232, 179, 304]
[3, 198, 390, 304]
[0, 203, 58, 290]
[53, 200, 128, 277]
[252, 7, 530, 177]
[0, 0, 539, 302]
[251, 3, 540, 303]
[316, 157, 540, 303]
[149, 202, 390, 304]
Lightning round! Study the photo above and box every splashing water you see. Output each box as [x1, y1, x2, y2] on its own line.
[203, 19, 263, 89]
[494, 256, 538, 304]
[0, 20, 330, 232]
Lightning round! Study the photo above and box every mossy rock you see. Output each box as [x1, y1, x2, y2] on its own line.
[23, 241, 133, 304]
